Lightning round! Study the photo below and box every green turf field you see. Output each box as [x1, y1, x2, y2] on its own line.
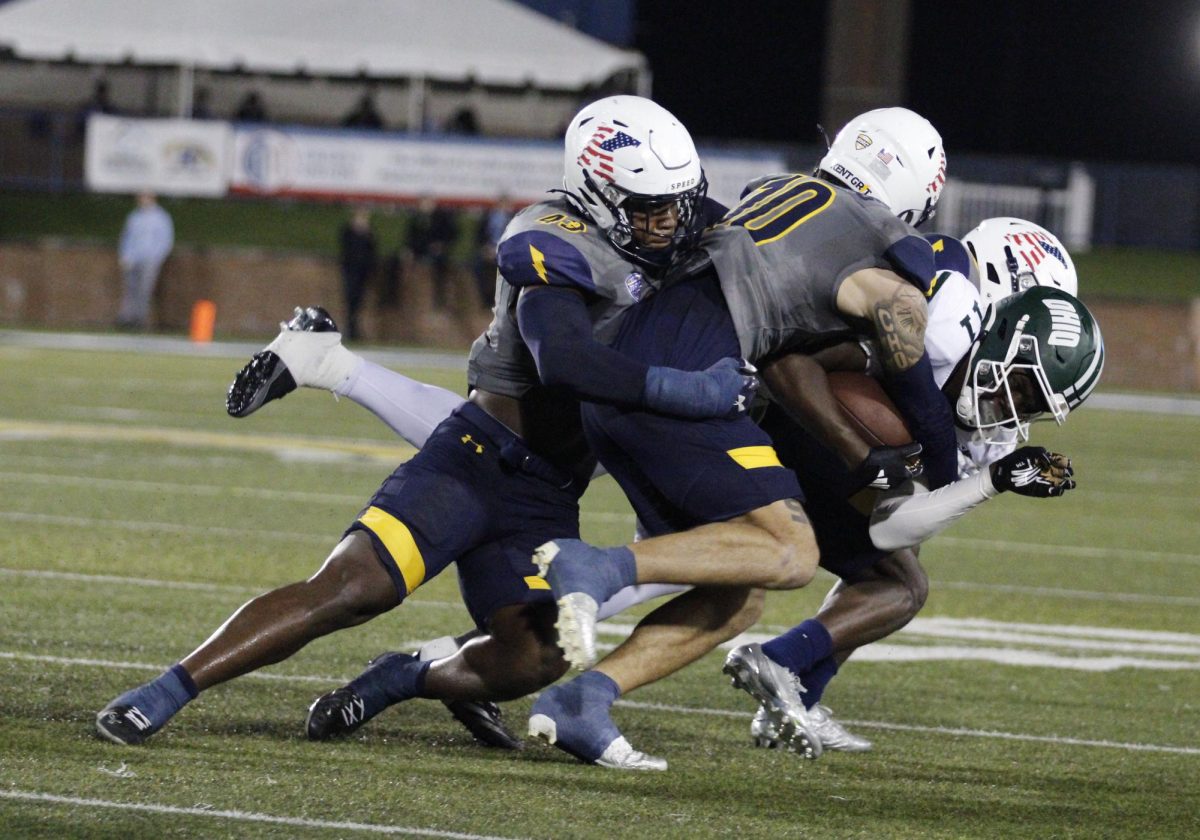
[1, 343, 1197, 839]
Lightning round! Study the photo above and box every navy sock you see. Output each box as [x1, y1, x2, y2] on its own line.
[576, 669, 622, 704]
[761, 619, 834, 676]
[348, 653, 430, 716]
[608, 546, 638, 592]
[107, 663, 198, 730]
[798, 656, 839, 709]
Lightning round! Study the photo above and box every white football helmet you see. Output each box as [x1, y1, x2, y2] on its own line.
[963, 217, 1078, 309]
[562, 95, 708, 269]
[818, 107, 946, 227]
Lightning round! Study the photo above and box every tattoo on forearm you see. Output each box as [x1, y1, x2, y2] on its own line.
[874, 286, 927, 371]
[784, 497, 809, 524]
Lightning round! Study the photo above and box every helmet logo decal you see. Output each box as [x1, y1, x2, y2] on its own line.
[927, 151, 947, 194]
[1009, 231, 1068, 272]
[854, 132, 872, 150]
[577, 125, 640, 184]
[624, 271, 651, 301]
[1043, 298, 1083, 347]
[875, 149, 894, 165]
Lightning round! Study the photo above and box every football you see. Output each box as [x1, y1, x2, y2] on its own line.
[828, 371, 913, 448]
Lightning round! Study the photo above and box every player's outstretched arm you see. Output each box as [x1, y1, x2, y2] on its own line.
[869, 446, 1076, 550]
[517, 285, 754, 420]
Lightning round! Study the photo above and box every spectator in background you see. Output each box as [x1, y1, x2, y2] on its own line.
[343, 90, 384, 130]
[338, 207, 377, 341]
[444, 106, 480, 135]
[116, 192, 174, 331]
[234, 91, 267, 122]
[472, 196, 515, 308]
[406, 196, 459, 310]
[76, 78, 118, 138]
[190, 87, 214, 120]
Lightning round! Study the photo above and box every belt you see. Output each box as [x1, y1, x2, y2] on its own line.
[453, 402, 577, 491]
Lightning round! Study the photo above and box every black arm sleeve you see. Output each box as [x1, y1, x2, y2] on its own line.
[516, 285, 650, 406]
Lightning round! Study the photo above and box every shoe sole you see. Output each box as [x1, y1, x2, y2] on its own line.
[226, 350, 297, 418]
[533, 542, 599, 671]
[443, 700, 524, 750]
[722, 654, 821, 760]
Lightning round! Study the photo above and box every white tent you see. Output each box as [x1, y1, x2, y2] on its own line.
[0, 0, 648, 117]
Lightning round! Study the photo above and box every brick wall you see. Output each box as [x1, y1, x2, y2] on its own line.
[2, 241, 1196, 392]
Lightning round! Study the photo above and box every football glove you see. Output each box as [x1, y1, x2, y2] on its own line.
[849, 442, 924, 493]
[644, 358, 758, 420]
[990, 447, 1075, 498]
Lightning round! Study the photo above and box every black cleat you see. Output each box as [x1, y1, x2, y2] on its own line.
[225, 306, 340, 418]
[306, 687, 368, 741]
[95, 705, 156, 746]
[443, 699, 524, 750]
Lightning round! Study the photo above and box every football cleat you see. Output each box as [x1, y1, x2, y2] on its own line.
[723, 644, 822, 759]
[534, 540, 621, 670]
[226, 305, 357, 418]
[95, 704, 157, 746]
[750, 703, 872, 753]
[305, 687, 369, 741]
[528, 683, 666, 771]
[443, 699, 524, 750]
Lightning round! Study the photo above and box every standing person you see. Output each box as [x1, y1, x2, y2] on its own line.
[473, 197, 515, 308]
[407, 197, 459, 310]
[338, 207, 377, 341]
[116, 192, 174, 331]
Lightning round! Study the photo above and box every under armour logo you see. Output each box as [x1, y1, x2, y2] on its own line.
[461, 434, 484, 454]
[124, 707, 153, 731]
[734, 394, 747, 413]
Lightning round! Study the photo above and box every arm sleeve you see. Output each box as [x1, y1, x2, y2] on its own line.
[869, 470, 1000, 550]
[516, 285, 650, 406]
[881, 354, 960, 489]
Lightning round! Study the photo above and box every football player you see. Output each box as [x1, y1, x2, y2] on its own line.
[94, 96, 760, 767]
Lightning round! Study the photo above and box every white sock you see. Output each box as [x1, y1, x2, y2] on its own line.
[339, 360, 465, 449]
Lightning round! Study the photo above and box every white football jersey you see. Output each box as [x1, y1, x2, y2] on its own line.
[923, 269, 1016, 477]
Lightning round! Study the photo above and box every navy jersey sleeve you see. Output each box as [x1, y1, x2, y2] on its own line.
[883, 234, 936, 293]
[516, 286, 649, 406]
[497, 230, 596, 292]
[925, 233, 974, 277]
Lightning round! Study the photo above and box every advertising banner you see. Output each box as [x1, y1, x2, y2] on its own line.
[85, 115, 232, 197]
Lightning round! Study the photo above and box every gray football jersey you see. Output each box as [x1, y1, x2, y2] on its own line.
[702, 174, 927, 362]
[468, 198, 657, 398]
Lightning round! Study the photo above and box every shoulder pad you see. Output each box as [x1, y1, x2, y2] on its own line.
[925, 233, 975, 277]
[497, 230, 595, 292]
[884, 234, 936, 293]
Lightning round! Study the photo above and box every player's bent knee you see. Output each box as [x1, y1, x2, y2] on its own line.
[742, 500, 820, 589]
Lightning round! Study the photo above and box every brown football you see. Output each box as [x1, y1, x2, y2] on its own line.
[828, 371, 913, 448]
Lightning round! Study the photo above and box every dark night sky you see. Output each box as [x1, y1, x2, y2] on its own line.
[635, 1, 1200, 166]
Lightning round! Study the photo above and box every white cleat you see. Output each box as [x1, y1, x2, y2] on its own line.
[751, 704, 872, 753]
[723, 644, 822, 760]
[533, 541, 600, 671]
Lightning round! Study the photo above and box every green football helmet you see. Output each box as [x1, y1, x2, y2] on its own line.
[956, 287, 1104, 443]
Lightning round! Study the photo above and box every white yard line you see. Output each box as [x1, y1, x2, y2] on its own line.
[0, 790, 523, 839]
[0, 649, 1195, 756]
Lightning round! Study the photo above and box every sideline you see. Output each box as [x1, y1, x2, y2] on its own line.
[3, 329, 1199, 416]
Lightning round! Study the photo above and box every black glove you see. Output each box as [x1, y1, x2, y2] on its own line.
[849, 443, 924, 493]
[990, 447, 1075, 497]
